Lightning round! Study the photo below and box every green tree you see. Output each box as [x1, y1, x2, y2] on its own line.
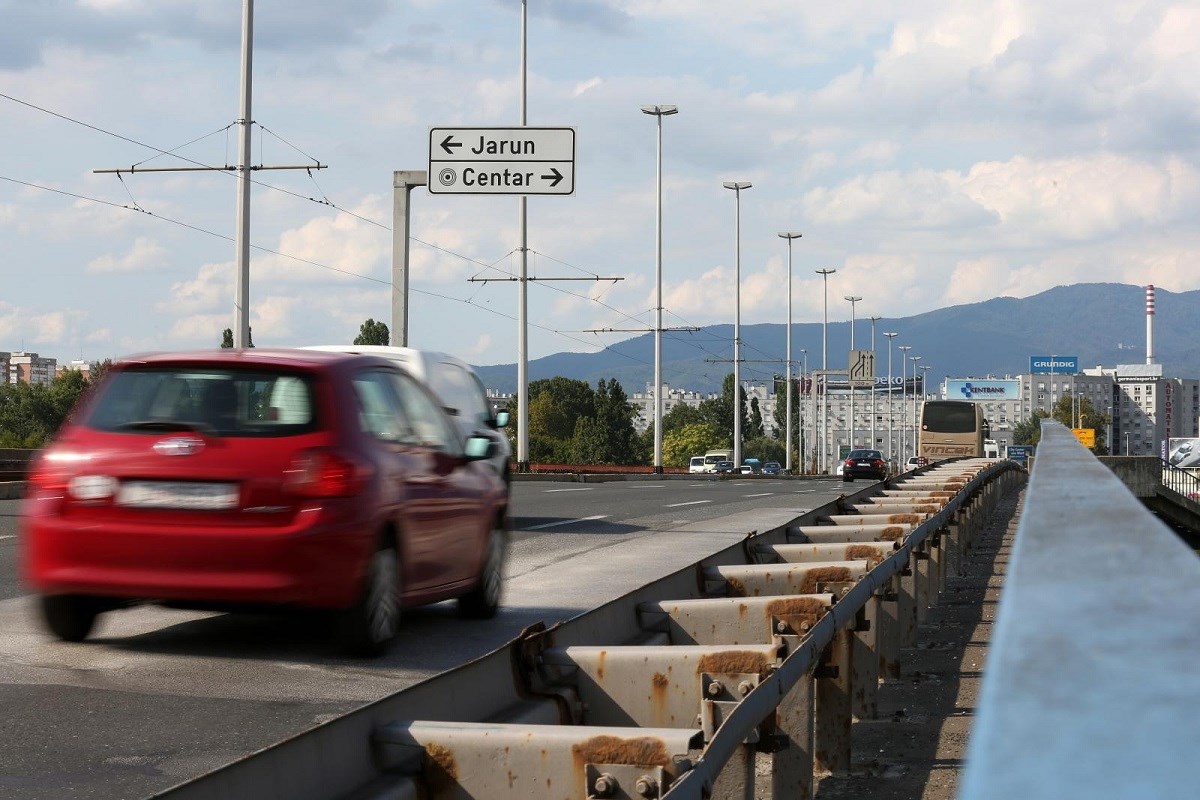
[663, 422, 721, 467]
[220, 327, 254, 348]
[354, 318, 390, 346]
[661, 402, 703, 435]
[742, 435, 786, 465]
[748, 397, 765, 439]
[1012, 410, 1049, 446]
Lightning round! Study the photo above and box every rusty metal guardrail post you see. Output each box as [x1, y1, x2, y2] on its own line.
[154, 458, 1023, 800]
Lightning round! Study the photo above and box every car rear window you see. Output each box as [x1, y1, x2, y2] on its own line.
[84, 367, 319, 437]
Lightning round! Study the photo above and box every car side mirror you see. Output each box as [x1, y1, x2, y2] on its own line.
[464, 435, 496, 461]
[493, 410, 511, 428]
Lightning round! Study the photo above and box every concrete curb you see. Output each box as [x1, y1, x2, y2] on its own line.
[0, 482, 26, 500]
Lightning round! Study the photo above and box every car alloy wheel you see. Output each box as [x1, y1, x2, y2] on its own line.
[343, 542, 400, 656]
[459, 522, 505, 619]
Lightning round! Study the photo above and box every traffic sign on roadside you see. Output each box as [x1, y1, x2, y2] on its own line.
[427, 127, 576, 196]
[849, 349, 875, 387]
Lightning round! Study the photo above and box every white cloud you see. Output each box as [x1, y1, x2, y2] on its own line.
[86, 236, 166, 273]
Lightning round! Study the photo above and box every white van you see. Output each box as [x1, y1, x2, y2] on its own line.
[304, 345, 511, 487]
[688, 456, 707, 474]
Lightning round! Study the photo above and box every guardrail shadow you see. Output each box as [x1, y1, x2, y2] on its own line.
[513, 516, 641, 535]
[813, 479, 1020, 798]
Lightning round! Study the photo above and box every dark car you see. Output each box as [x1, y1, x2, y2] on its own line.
[20, 348, 508, 656]
[842, 448, 888, 482]
[714, 460, 736, 474]
[762, 461, 781, 475]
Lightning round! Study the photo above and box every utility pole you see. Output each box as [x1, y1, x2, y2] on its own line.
[93, 0, 325, 348]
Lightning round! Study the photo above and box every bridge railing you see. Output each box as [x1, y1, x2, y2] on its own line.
[154, 458, 1022, 800]
[960, 422, 1200, 799]
[1160, 457, 1200, 500]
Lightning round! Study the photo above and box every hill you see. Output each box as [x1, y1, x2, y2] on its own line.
[472, 283, 1200, 395]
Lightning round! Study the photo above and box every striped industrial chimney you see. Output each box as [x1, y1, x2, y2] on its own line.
[1145, 284, 1155, 365]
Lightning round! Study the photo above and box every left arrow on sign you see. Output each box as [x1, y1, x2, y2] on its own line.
[440, 135, 462, 155]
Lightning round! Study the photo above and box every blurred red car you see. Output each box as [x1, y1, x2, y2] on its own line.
[20, 349, 508, 655]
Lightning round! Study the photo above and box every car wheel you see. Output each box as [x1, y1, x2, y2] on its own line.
[40, 594, 100, 642]
[342, 540, 400, 657]
[843, 475, 853, 482]
[459, 520, 506, 619]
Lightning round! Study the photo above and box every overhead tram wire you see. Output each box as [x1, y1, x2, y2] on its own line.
[3, 93, 740, 383]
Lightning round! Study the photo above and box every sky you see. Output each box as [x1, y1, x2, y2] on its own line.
[2, 0, 1199, 377]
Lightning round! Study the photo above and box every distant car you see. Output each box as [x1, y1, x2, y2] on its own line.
[714, 460, 736, 474]
[905, 456, 922, 472]
[688, 456, 708, 474]
[19, 348, 508, 657]
[762, 461, 781, 475]
[741, 458, 762, 474]
[737, 465, 754, 474]
[842, 449, 888, 482]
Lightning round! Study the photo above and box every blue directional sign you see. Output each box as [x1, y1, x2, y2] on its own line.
[1007, 445, 1032, 463]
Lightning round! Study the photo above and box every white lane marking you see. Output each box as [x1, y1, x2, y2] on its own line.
[629, 484, 666, 489]
[743, 492, 774, 498]
[542, 487, 595, 493]
[665, 500, 712, 508]
[524, 514, 610, 530]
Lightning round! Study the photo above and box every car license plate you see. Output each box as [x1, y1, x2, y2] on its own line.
[116, 481, 239, 510]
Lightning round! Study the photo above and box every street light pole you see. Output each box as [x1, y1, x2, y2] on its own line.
[910, 355, 923, 457]
[900, 349, 907, 462]
[724, 181, 752, 469]
[799, 348, 807, 474]
[816, 268, 836, 472]
[883, 332, 897, 465]
[641, 104, 678, 475]
[845, 295, 861, 450]
[869, 316, 880, 450]
[779, 232, 802, 474]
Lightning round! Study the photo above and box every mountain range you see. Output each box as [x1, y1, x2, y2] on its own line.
[472, 283, 1199, 396]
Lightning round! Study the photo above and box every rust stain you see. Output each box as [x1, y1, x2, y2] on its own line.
[572, 735, 672, 769]
[800, 566, 853, 594]
[423, 742, 459, 796]
[912, 504, 939, 514]
[738, 602, 749, 619]
[725, 575, 747, 597]
[651, 671, 670, 725]
[887, 514, 921, 525]
[766, 596, 828, 629]
[933, 491, 955, 498]
[879, 526, 905, 541]
[845, 544, 885, 567]
[596, 649, 607, 682]
[696, 649, 772, 677]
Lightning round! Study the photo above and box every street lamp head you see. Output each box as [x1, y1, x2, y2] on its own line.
[844, 294, 862, 303]
[723, 181, 752, 191]
[640, 104, 679, 116]
[884, 331, 898, 339]
[778, 231, 803, 240]
[898, 345, 911, 352]
[815, 268, 836, 277]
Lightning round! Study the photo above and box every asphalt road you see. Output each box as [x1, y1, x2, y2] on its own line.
[0, 476, 847, 799]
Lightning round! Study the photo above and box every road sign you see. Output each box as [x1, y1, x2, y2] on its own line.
[427, 127, 575, 196]
[1007, 445, 1032, 463]
[849, 349, 875, 387]
[1072, 428, 1096, 448]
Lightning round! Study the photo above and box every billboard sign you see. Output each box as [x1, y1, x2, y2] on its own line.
[1168, 438, 1200, 469]
[1030, 355, 1078, 374]
[947, 379, 1020, 400]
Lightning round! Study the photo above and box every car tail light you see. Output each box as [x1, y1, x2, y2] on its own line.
[28, 450, 90, 494]
[872, 459, 885, 468]
[284, 449, 371, 498]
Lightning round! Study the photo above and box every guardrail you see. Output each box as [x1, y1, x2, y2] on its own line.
[155, 457, 1023, 800]
[960, 422, 1200, 799]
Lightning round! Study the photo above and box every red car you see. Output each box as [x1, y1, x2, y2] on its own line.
[20, 349, 508, 655]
